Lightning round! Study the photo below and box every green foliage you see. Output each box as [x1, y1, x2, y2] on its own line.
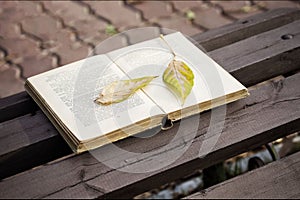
[186, 10, 196, 21]
[105, 24, 118, 35]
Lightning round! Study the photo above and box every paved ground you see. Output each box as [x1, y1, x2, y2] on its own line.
[0, 0, 299, 98]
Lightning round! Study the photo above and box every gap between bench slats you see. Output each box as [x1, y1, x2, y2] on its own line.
[0, 8, 298, 122]
[0, 16, 300, 181]
[185, 151, 300, 199]
[0, 70, 299, 199]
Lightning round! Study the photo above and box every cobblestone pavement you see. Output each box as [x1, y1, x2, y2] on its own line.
[0, 0, 299, 98]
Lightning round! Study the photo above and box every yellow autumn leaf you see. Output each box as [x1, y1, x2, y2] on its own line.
[95, 76, 157, 105]
[163, 60, 194, 105]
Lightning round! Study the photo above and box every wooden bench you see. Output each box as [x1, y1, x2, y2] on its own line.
[0, 8, 300, 198]
[186, 151, 300, 199]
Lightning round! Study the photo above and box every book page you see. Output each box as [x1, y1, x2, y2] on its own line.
[27, 55, 164, 141]
[107, 37, 178, 113]
[107, 32, 247, 114]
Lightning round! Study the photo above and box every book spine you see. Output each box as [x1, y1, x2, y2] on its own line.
[161, 115, 174, 130]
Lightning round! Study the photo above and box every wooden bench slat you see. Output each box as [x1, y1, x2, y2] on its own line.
[77, 73, 300, 199]
[0, 92, 37, 123]
[0, 110, 72, 179]
[0, 8, 298, 121]
[209, 19, 300, 86]
[1, 13, 300, 181]
[193, 8, 300, 51]
[0, 70, 299, 199]
[1, 8, 300, 198]
[185, 151, 300, 199]
[0, 110, 57, 153]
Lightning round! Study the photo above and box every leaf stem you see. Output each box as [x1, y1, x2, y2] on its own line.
[160, 34, 176, 57]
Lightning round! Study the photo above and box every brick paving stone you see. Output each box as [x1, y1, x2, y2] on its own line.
[0, 0, 295, 98]
[212, 0, 263, 19]
[121, 26, 161, 45]
[0, 63, 25, 98]
[0, 1, 19, 23]
[0, 37, 53, 78]
[192, 6, 234, 29]
[94, 34, 128, 55]
[156, 14, 202, 36]
[21, 14, 61, 43]
[171, 1, 203, 11]
[0, 35, 35, 63]
[0, 58, 6, 70]
[42, 1, 108, 45]
[0, 2, 55, 78]
[0, 1, 40, 24]
[0, 1, 17, 10]
[211, 0, 248, 12]
[228, 8, 263, 20]
[124, 0, 142, 6]
[42, 1, 90, 24]
[133, 1, 173, 20]
[118, 20, 157, 32]
[46, 30, 91, 65]
[0, 2, 45, 40]
[52, 35, 91, 65]
[84, 1, 142, 29]
[21, 13, 90, 65]
[254, 1, 300, 10]
[20, 54, 54, 77]
[84, 33, 110, 47]
[15, 1, 41, 18]
[0, 23, 19, 39]
[0, 1, 39, 21]
[0, 49, 5, 60]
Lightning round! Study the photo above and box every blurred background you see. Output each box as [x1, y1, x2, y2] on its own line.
[0, 0, 299, 98]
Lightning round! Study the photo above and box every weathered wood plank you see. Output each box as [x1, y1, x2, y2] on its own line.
[0, 8, 298, 120]
[186, 151, 300, 199]
[0, 16, 300, 180]
[0, 110, 57, 155]
[0, 71, 299, 199]
[193, 8, 300, 51]
[0, 110, 72, 179]
[0, 92, 37, 123]
[209, 19, 300, 86]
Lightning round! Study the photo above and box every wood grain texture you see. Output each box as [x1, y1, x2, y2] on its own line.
[0, 71, 299, 199]
[0, 110, 72, 179]
[193, 8, 300, 51]
[0, 8, 300, 182]
[186, 151, 300, 199]
[0, 8, 300, 198]
[0, 8, 298, 120]
[210, 19, 300, 86]
[0, 92, 36, 123]
[1, 19, 299, 180]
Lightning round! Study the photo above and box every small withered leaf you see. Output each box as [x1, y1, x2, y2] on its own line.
[95, 76, 158, 105]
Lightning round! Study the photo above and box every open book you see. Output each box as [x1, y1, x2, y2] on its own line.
[25, 32, 249, 153]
